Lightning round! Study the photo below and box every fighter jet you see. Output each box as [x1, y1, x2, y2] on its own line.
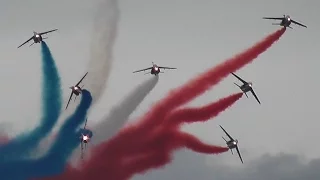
[263, 15, 307, 29]
[231, 72, 261, 104]
[133, 62, 176, 75]
[65, 72, 88, 110]
[79, 118, 92, 159]
[17, 29, 58, 48]
[220, 125, 243, 164]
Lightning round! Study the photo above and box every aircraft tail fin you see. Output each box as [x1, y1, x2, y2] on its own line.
[234, 82, 241, 88]
[222, 136, 227, 142]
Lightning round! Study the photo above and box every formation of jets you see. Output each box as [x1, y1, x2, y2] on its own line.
[17, 13, 306, 162]
[131, 14, 307, 163]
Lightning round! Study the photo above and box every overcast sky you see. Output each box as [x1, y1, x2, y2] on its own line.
[0, 0, 319, 179]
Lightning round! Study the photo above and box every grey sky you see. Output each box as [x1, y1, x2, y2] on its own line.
[0, 0, 318, 179]
[132, 150, 320, 180]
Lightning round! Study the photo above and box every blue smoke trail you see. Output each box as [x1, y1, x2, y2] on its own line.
[0, 42, 62, 161]
[0, 90, 92, 180]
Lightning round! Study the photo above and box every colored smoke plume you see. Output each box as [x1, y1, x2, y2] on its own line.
[0, 42, 62, 161]
[164, 92, 243, 128]
[39, 28, 284, 180]
[114, 28, 286, 141]
[93, 76, 159, 144]
[0, 90, 92, 180]
[69, 76, 159, 164]
[85, 0, 120, 104]
[39, 93, 241, 180]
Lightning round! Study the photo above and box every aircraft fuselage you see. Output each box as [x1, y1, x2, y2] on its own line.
[281, 16, 292, 27]
[33, 33, 42, 43]
[240, 83, 252, 93]
[226, 140, 237, 149]
[81, 134, 90, 143]
[151, 66, 160, 75]
[71, 86, 82, 95]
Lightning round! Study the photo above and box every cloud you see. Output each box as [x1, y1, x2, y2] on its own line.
[131, 150, 320, 180]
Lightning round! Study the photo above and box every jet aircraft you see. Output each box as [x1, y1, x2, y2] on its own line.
[263, 15, 307, 29]
[231, 72, 261, 104]
[133, 62, 176, 75]
[220, 125, 243, 164]
[79, 118, 92, 159]
[65, 72, 88, 110]
[17, 29, 58, 48]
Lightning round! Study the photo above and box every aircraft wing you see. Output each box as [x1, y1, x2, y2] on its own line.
[133, 67, 152, 73]
[231, 73, 247, 84]
[291, 20, 307, 28]
[219, 125, 234, 141]
[39, 29, 58, 35]
[158, 66, 177, 70]
[65, 92, 74, 110]
[17, 36, 33, 48]
[235, 146, 244, 163]
[262, 17, 284, 20]
[75, 72, 88, 87]
[250, 89, 261, 104]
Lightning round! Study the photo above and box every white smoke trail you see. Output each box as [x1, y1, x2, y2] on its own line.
[85, 0, 120, 104]
[93, 76, 159, 144]
[70, 76, 159, 165]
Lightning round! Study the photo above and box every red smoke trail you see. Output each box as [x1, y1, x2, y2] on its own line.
[117, 130, 228, 180]
[42, 94, 238, 180]
[164, 92, 243, 129]
[114, 92, 243, 157]
[80, 93, 242, 161]
[80, 28, 285, 158]
[44, 129, 228, 180]
[108, 28, 285, 145]
[41, 28, 285, 180]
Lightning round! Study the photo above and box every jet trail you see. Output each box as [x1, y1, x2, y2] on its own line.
[0, 90, 92, 180]
[0, 42, 62, 161]
[93, 76, 159, 144]
[97, 93, 243, 158]
[40, 94, 235, 180]
[84, 0, 120, 105]
[40, 28, 286, 180]
[69, 76, 159, 164]
[82, 28, 286, 153]
[165, 92, 243, 128]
